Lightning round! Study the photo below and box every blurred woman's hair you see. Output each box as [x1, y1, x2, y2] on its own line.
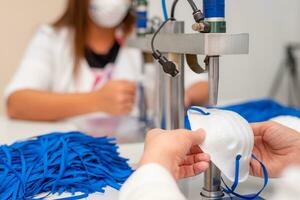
[53, 0, 135, 71]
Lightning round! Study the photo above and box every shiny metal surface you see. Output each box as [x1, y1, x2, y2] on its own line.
[154, 21, 187, 195]
[202, 161, 223, 198]
[201, 56, 223, 199]
[155, 21, 185, 130]
[126, 32, 249, 55]
[208, 56, 220, 105]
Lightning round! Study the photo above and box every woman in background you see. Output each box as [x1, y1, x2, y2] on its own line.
[5, 0, 208, 121]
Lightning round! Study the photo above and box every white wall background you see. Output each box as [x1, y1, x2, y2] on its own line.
[0, 0, 300, 114]
[0, 0, 67, 114]
[148, 0, 300, 105]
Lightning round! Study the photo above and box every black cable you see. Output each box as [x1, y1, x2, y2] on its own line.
[170, 0, 179, 19]
[151, 18, 179, 77]
[151, 18, 173, 54]
[187, 0, 198, 13]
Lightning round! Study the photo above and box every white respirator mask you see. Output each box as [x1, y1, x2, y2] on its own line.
[186, 107, 268, 198]
[89, 0, 131, 28]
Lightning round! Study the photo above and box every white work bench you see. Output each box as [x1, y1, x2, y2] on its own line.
[0, 115, 280, 200]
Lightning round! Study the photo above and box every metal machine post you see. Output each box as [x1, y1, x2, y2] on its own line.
[157, 21, 185, 130]
[201, 56, 224, 199]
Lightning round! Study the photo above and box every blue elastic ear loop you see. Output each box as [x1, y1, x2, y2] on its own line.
[185, 107, 210, 130]
[222, 154, 269, 199]
[189, 107, 211, 115]
[161, 0, 169, 20]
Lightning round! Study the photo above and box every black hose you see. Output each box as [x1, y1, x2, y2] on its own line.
[151, 18, 173, 53]
[187, 0, 198, 13]
[170, 0, 179, 19]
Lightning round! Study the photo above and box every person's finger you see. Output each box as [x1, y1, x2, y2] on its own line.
[171, 129, 205, 145]
[177, 161, 209, 179]
[189, 129, 206, 145]
[251, 122, 275, 136]
[193, 161, 210, 174]
[124, 102, 134, 109]
[250, 123, 264, 136]
[180, 153, 210, 165]
[177, 165, 196, 179]
[249, 159, 263, 177]
[194, 153, 210, 162]
[122, 106, 133, 114]
[189, 145, 203, 154]
[122, 81, 137, 93]
[181, 154, 196, 165]
[120, 94, 135, 104]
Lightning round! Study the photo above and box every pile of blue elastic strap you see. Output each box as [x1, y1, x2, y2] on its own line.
[222, 99, 300, 123]
[0, 132, 133, 200]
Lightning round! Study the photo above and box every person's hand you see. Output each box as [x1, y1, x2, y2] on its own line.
[140, 129, 210, 180]
[250, 121, 300, 178]
[93, 80, 136, 115]
[184, 82, 209, 108]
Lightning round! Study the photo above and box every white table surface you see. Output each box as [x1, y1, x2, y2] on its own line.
[0, 115, 280, 200]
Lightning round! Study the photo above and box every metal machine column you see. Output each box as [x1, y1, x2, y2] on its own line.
[157, 21, 185, 130]
[201, 56, 224, 199]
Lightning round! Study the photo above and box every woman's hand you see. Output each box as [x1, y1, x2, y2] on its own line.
[140, 129, 210, 180]
[251, 121, 300, 178]
[93, 80, 136, 115]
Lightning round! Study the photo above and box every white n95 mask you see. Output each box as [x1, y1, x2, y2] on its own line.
[185, 107, 269, 199]
[186, 107, 254, 182]
[89, 0, 131, 28]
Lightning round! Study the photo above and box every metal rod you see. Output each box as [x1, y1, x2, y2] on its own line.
[201, 56, 224, 199]
[164, 53, 185, 130]
[208, 56, 220, 105]
[156, 21, 185, 130]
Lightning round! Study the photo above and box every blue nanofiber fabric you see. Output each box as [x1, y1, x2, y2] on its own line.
[184, 99, 300, 128]
[221, 99, 300, 123]
[0, 131, 133, 200]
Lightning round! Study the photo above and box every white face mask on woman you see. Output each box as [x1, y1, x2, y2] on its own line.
[89, 0, 131, 28]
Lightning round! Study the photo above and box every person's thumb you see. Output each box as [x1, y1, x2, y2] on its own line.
[189, 129, 206, 145]
[173, 129, 206, 145]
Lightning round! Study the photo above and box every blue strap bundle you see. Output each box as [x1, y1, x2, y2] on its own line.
[0, 131, 133, 200]
[222, 99, 300, 123]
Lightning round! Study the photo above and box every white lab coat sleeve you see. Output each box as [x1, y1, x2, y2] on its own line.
[4, 25, 56, 101]
[119, 163, 186, 200]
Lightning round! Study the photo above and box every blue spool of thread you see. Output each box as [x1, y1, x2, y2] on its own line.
[203, 0, 225, 18]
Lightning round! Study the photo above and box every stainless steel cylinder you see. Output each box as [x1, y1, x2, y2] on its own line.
[201, 56, 224, 199]
[155, 21, 185, 130]
[208, 56, 220, 105]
